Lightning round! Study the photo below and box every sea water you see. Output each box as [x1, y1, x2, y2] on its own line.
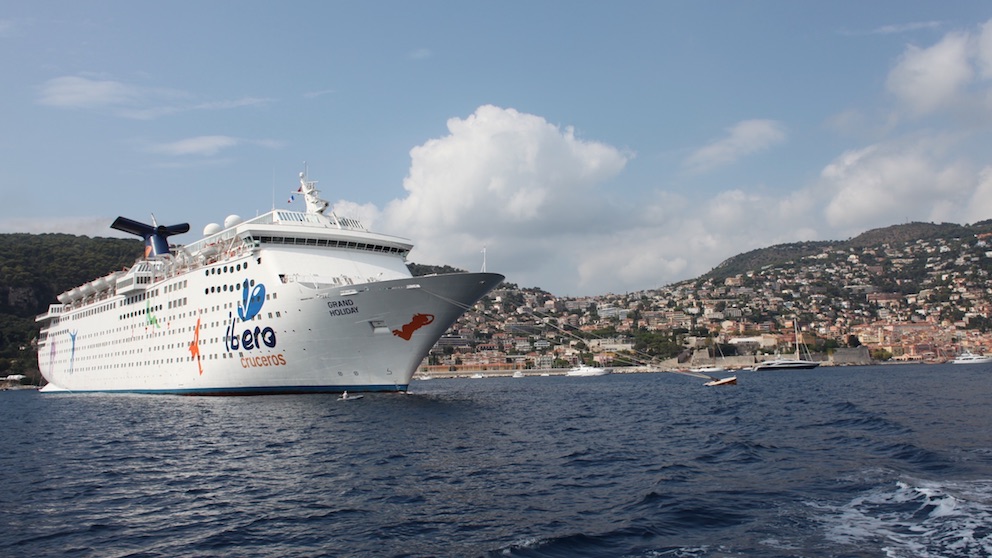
[1, 364, 990, 557]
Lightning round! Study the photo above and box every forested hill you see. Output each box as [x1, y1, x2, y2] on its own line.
[0, 233, 142, 376]
[0, 234, 141, 312]
[704, 220, 992, 280]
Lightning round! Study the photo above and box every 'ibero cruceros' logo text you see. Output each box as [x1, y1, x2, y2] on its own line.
[225, 280, 286, 369]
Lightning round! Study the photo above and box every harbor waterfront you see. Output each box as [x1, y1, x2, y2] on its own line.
[416, 352, 869, 379]
[2, 363, 990, 557]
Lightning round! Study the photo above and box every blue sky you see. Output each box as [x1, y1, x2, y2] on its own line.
[4, 2, 992, 295]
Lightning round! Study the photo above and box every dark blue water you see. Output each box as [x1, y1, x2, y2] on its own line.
[2, 364, 991, 557]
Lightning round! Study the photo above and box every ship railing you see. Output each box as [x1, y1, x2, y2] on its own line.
[270, 210, 365, 231]
[180, 209, 370, 259]
[335, 216, 365, 230]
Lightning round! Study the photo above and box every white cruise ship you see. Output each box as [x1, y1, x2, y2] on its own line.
[35, 172, 503, 394]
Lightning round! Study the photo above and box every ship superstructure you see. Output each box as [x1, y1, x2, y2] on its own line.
[35, 172, 503, 394]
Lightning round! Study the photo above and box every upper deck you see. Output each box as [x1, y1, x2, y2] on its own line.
[39, 170, 414, 323]
[182, 209, 414, 261]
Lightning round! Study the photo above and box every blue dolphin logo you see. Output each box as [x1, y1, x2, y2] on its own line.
[238, 280, 266, 321]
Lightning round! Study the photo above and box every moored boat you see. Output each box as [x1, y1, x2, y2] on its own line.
[704, 375, 737, 387]
[751, 320, 820, 371]
[951, 350, 992, 364]
[566, 364, 610, 376]
[751, 358, 820, 371]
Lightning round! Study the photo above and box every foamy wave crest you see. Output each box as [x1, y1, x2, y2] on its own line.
[817, 477, 992, 557]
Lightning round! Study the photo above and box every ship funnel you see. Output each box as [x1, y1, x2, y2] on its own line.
[111, 216, 190, 258]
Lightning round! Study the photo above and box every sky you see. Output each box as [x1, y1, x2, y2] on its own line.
[4, 2, 992, 296]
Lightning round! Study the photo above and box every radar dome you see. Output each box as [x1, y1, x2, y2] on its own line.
[203, 223, 222, 236]
[224, 215, 243, 228]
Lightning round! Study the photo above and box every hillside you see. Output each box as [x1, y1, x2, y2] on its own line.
[0, 233, 143, 376]
[704, 220, 992, 281]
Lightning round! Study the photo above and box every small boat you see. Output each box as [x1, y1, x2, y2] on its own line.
[704, 376, 738, 387]
[566, 364, 610, 376]
[674, 368, 736, 387]
[951, 350, 992, 364]
[338, 391, 364, 401]
[512, 371, 525, 378]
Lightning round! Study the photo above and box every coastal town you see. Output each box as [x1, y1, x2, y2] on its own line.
[421, 225, 992, 375]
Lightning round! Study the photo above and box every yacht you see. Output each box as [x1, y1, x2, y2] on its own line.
[951, 350, 992, 365]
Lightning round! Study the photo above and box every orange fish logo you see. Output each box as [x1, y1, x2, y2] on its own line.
[392, 313, 435, 340]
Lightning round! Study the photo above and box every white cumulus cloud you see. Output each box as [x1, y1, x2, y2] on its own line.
[372, 105, 631, 290]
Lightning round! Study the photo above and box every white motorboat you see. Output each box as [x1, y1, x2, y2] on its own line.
[704, 376, 737, 387]
[566, 364, 610, 377]
[951, 350, 992, 364]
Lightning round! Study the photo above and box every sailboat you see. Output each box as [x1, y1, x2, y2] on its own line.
[689, 342, 729, 375]
[676, 344, 736, 386]
[752, 320, 820, 371]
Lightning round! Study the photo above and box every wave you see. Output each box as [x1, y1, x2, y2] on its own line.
[813, 476, 992, 557]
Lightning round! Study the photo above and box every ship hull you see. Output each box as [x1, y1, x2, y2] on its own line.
[38, 272, 503, 394]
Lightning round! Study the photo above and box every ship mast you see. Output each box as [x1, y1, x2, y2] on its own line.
[298, 171, 331, 215]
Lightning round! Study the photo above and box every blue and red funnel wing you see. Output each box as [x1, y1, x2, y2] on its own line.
[111, 216, 190, 258]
